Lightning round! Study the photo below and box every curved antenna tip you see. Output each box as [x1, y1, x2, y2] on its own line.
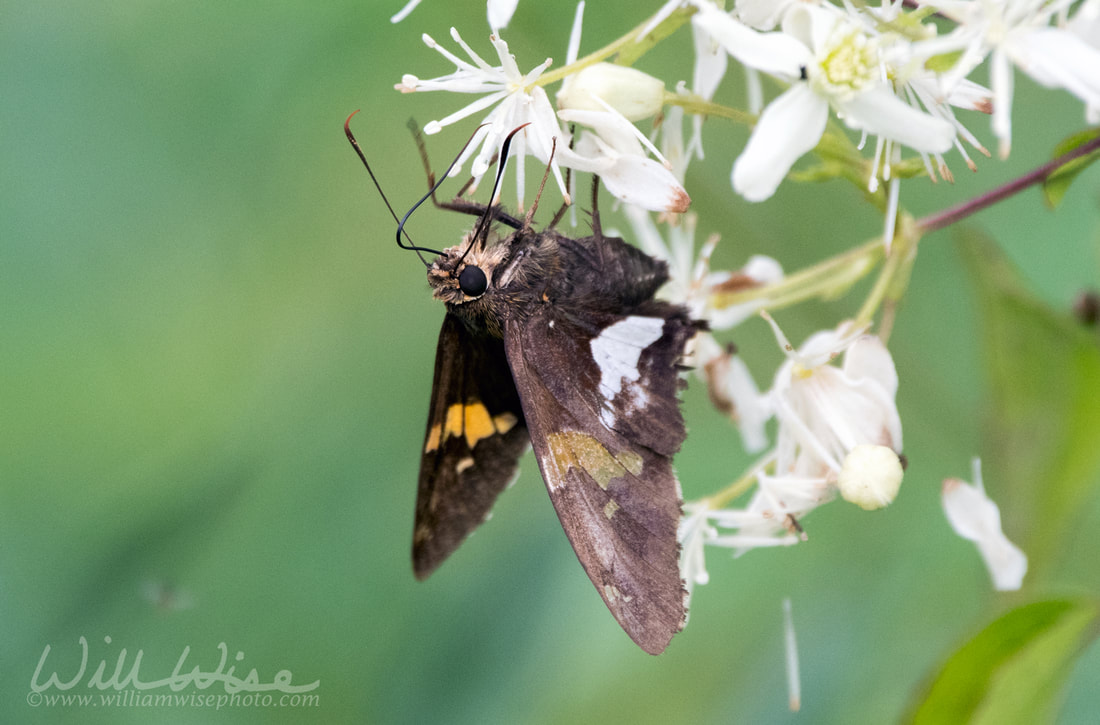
[344, 110, 362, 133]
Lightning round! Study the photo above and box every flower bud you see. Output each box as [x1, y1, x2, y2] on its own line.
[557, 63, 665, 121]
[837, 444, 903, 510]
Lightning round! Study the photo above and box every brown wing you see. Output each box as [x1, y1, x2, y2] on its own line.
[413, 314, 529, 579]
[504, 305, 696, 654]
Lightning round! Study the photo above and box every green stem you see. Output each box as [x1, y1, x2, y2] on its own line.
[664, 93, 755, 126]
[855, 216, 921, 331]
[535, 7, 695, 88]
[710, 237, 884, 313]
[704, 454, 775, 510]
[853, 224, 908, 327]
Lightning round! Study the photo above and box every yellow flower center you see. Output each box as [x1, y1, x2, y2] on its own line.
[791, 363, 815, 380]
[816, 29, 878, 101]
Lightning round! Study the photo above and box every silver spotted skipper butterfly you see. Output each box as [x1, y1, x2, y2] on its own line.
[347, 114, 701, 654]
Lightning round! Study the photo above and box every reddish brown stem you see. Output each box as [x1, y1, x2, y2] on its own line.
[916, 134, 1100, 234]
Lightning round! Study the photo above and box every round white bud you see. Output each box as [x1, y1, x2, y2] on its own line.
[838, 444, 903, 511]
[556, 63, 665, 121]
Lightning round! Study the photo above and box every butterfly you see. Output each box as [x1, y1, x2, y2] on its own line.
[347, 115, 700, 654]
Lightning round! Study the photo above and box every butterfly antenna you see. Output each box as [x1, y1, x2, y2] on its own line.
[523, 138, 556, 229]
[409, 118, 439, 193]
[410, 118, 475, 203]
[409, 121, 522, 229]
[547, 128, 577, 229]
[457, 123, 530, 266]
[411, 118, 505, 206]
[394, 123, 498, 264]
[547, 166, 572, 229]
[345, 110, 443, 265]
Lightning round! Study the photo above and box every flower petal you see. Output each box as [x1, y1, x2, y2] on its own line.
[781, 3, 835, 52]
[390, 0, 423, 23]
[733, 84, 828, 202]
[736, 0, 795, 30]
[694, 5, 811, 78]
[843, 335, 898, 399]
[692, 22, 728, 101]
[942, 467, 1027, 591]
[599, 154, 691, 212]
[834, 85, 955, 153]
[487, 0, 520, 30]
[990, 48, 1014, 157]
[1011, 28, 1100, 109]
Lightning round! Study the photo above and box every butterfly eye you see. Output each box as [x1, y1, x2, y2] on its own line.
[458, 265, 488, 297]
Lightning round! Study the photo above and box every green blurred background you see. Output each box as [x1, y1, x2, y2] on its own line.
[3, 1, 1099, 723]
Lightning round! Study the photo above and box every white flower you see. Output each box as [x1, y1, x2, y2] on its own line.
[837, 2, 992, 190]
[558, 106, 691, 212]
[766, 315, 903, 478]
[731, 5, 956, 201]
[396, 29, 569, 205]
[391, 0, 520, 30]
[709, 468, 828, 555]
[622, 205, 782, 326]
[680, 427, 831, 558]
[913, 0, 1100, 157]
[942, 458, 1027, 591]
[552, 3, 689, 212]
[701, 447, 830, 557]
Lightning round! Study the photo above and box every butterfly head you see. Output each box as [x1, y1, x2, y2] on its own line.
[427, 234, 509, 308]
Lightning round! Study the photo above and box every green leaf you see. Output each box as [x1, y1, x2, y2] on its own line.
[956, 231, 1100, 580]
[907, 599, 1100, 725]
[1041, 128, 1100, 209]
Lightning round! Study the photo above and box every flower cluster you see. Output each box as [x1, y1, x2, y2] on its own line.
[387, 0, 1089, 614]
[394, 1, 1099, 239]
[676, 306, 909, 604]
[394, 5, 689, 213]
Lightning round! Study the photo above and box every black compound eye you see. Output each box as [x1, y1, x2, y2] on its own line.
[458, 265, 488, 297]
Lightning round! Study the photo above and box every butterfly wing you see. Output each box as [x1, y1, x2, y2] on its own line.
[504, 304, 697, 654]
[413, 314, 529, 579]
